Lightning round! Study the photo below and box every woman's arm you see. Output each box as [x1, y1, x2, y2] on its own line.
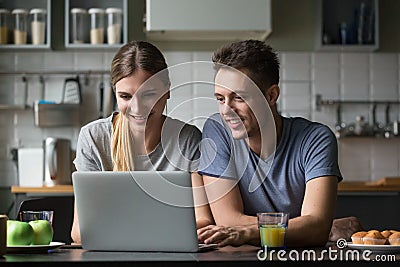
[71, 202, 81, 244]
[191, 172, 214, 229]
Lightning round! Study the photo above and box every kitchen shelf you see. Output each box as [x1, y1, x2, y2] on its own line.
[315, 0, 379, 51]
[315, 94, 400, 111]
[316, 94, 400, 139]
[0, 69, 109, 110]
[0, 0, 51, 50]
[65, 0, 128, 49]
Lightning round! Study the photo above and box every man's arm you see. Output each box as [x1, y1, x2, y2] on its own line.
[286, 176, 337, 246]
[200, 175, 259, 245]
[200, 175, 337, 247]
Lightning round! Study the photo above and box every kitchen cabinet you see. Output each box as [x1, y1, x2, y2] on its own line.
[337, 181, 400, 229]
[336, 192, 400, 230]
[0, 0, 51, 50]
[65, 0, 128, 49]
[316, 0, 379, 51]
[145, 0, 272, 41]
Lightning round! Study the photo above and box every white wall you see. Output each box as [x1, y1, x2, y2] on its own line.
[0, 50, 399, 195]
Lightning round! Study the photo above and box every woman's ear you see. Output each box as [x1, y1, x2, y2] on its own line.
[264, 84, 280, 105]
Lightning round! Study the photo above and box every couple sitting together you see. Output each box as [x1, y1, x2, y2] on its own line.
[71, 40, 362, 247]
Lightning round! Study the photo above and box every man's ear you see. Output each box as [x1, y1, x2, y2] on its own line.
[166, 82, 171, 99]
[264, 84, 280, 105]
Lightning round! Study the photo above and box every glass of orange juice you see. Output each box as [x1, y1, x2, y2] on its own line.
[257, 212, 289, 250]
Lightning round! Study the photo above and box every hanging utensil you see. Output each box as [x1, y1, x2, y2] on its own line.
[62, 76, 82, 104]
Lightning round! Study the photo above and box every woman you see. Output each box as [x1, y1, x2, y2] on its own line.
[71, 41, 213, 244]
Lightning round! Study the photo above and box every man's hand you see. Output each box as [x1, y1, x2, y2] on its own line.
[197, 225, 259, 247]
[329, 216, 364, 242]
[197, 225, 245, 247]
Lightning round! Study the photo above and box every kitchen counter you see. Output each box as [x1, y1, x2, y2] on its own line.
[10, 180, 400, 195]
[1, 244, 399, 266]
[338, 178, 400, 192]
[11, 185, 74, 195]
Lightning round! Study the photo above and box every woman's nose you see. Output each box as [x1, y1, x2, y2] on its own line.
[129, 95, 144, 114]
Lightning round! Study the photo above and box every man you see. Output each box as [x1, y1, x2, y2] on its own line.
[197, 40, 360, 247]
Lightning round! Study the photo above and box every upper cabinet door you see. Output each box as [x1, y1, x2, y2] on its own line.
[65, 0, 128, 49]
[145, 0, 272, 41]
[0, 0, 51, 50]
[316, 0, 379, 51]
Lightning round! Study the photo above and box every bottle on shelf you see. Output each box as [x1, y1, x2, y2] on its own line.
[0, 9, 10, 44]
[30, 8, 46, 45]
[88, 8, 105, 45]
[11, 9, 28, 45]
[71, 8, 88, 44]
[105, 8, 122, 45]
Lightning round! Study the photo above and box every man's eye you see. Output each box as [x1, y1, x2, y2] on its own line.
[216, 97, 224, 103]
[234, 96, 244, 102]
[143, 92, 156, 97]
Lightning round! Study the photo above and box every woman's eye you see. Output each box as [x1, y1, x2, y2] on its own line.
[119, 95, 131, 100]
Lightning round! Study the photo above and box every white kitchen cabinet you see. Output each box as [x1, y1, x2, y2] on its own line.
[316, 0, 379, 51]
[65, 0, 128, 49]
[145, 0, 272, 41]
[0, 0, 51, 50]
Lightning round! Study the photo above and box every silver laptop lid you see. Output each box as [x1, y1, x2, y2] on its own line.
[72, 171, 198, 252]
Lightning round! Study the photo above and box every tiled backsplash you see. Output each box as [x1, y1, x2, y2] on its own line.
[0, 50, 399, 189]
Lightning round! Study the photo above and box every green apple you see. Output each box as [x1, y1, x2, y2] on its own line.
[29, 220, 53, 245]
[7, 220, 34, 246]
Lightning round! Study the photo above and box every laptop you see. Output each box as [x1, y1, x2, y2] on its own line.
[72, 171, 217, 252]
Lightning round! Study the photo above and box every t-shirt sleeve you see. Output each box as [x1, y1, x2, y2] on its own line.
[198, 115, 238, 179]
[73, 127, 101, 171]
[302, 125, 342, 182]
[185, 126, 202, 172]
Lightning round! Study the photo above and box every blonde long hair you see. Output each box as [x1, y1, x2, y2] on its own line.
[110, 41, 169, 171]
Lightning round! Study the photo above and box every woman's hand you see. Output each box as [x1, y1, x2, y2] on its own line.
[197, 224, 259, 247]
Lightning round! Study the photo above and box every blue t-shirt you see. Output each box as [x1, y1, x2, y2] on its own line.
[198, 113, 342, 218]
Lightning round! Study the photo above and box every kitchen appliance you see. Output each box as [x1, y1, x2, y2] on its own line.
[44, 138, 72, 186]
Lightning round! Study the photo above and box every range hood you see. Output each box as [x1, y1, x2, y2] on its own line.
[145, 0, 272, 41]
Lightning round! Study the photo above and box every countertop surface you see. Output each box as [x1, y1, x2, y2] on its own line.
[1, 243, 400, 266]
[11, 179, 400, 194]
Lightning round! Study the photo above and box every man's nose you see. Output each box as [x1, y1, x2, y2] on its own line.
[220, 101, 235, 116]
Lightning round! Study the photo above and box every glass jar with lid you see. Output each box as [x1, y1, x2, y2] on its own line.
[70, 8, 88, 44]
[0, 9, 10, 44]
[105, 8, 122, 44]
[30, 8, 46, 45]
[11, 9, 28, 45]
[88, 8, 105, 44]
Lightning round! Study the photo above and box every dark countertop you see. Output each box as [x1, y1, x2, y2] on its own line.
[1, 243, 400, 266]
